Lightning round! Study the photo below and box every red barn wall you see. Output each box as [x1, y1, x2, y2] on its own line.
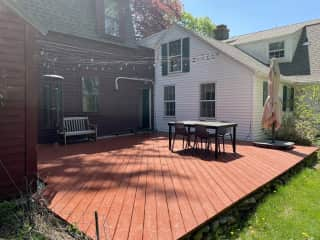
[0, 3, 38, 198]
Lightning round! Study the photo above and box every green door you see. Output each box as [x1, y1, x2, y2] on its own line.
[142, 89, 150, 129]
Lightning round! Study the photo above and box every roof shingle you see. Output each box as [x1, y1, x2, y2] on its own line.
[225, 19, 320, 45]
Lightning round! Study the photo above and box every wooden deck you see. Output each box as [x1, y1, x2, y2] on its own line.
[38, 134, 318, 240]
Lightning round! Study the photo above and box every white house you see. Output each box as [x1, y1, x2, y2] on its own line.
[140, 23, 318, 141]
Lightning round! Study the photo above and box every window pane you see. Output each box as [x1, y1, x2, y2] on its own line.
[164, 102, 175, 116]
[169, 56, 181, 72]
[104, 0, 120, 36]
[201, 84, 215, 100]
[164, 86, 175, 101]
[269, 41, 285, 59]
[82, 77, 99, 112]
[83, 96, 98, 113]
[200, 101, 215, 118]
[269, 41, 284, 51]
[169, 40, 181, 56]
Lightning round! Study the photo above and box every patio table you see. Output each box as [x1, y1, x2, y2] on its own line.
[168, 121, 238, 159]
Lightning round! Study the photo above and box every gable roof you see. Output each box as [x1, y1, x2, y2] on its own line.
[140, 24, 270, 75]
[2, 0, 136, 48]
[225, 19, 320, 45]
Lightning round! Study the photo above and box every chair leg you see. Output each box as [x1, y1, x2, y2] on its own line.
[223, 137, 225, 153]
[194, 136, 198, 149]
[172, 133, 176, 151]
[182, 136, 185, 150]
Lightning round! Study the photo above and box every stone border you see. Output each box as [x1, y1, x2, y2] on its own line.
[181, 151, 319, 240]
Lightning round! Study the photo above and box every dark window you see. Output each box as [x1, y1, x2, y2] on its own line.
[169, 40, 182, 73]
[104, 0, 120, 37]
[82, 77, 99, 113]
[263, 81, 268, 106]
[282, 85, 288, 111]
[269, 41, 285, 59]
[200, 83, 215, 118]
[164, 86, 175, 116]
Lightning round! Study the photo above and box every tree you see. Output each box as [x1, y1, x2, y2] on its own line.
[179, 12, 216, 37]
[131, 0, 183, 39]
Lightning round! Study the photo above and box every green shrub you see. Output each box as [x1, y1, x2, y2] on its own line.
[274, 85, 320, 146]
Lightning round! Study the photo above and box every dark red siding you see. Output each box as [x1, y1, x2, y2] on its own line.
[0, 3, 38, 198]
[38, 32, 154, 139]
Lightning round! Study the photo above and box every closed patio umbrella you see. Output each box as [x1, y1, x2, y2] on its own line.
[262, 58, 282, 143]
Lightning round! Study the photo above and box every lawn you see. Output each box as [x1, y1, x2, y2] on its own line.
[236, 158, 320, 240]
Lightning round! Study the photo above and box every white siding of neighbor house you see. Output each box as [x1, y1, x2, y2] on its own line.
[153, 27, 256, 140]
[252, 76, 295, 140]
[235, 30, 302, 65]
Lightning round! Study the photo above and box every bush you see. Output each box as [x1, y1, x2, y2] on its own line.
[274, 85, 320, 146]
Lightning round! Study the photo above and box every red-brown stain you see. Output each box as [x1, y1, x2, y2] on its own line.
[38, 134, 318, 240]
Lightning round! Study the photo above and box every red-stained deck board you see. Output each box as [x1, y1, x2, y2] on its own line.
[38, 134, 318, 240]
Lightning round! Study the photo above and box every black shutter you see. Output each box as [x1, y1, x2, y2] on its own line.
[289, 87, 294, 112]
[161, 43, 168, 76]
[282, 86, 287, 111]
[182, 37, 190, 72]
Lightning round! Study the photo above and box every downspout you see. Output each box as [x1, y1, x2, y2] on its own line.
[114, 77, 154, 91]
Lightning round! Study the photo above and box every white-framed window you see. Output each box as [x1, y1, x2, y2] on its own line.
[164, 85, 175, 116]
[200, 83, 216, 118]
[104, 0, 120, 37]
[82, 77, 99, 113]
[269, 41, 285, 59]
[169, 39, 182, 73]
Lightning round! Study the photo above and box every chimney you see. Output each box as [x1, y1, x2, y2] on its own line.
[214, 24, 230, 40]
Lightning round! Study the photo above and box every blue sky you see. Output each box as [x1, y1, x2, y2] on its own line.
[182, 0, 320, 37]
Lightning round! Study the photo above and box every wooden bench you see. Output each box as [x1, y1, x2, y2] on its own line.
[59, 117, 97, 144]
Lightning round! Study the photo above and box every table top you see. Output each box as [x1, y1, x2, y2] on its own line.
[168, 120, 237, 128]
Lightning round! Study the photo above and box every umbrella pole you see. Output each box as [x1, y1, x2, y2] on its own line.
[272, 123, 276, 143]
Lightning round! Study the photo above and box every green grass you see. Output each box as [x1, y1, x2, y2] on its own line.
[236, 162, 320, 240]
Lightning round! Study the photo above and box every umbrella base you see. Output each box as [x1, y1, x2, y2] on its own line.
[253, 140, 295, 150]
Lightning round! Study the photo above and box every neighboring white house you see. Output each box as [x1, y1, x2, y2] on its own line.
[140, 24, 301, 141]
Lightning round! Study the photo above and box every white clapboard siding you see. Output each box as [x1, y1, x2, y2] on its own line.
[153, 27, 256, 140]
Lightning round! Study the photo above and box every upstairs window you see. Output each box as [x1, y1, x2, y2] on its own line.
[269, 41, 285, 59]
[164, 86, 175, 117]
[161, 38, 190, 75]
[82, 77, 99, 113]
[104, 0, 120, 37]
[169, 40, 182, 73]
[200, 83, 216, 118]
